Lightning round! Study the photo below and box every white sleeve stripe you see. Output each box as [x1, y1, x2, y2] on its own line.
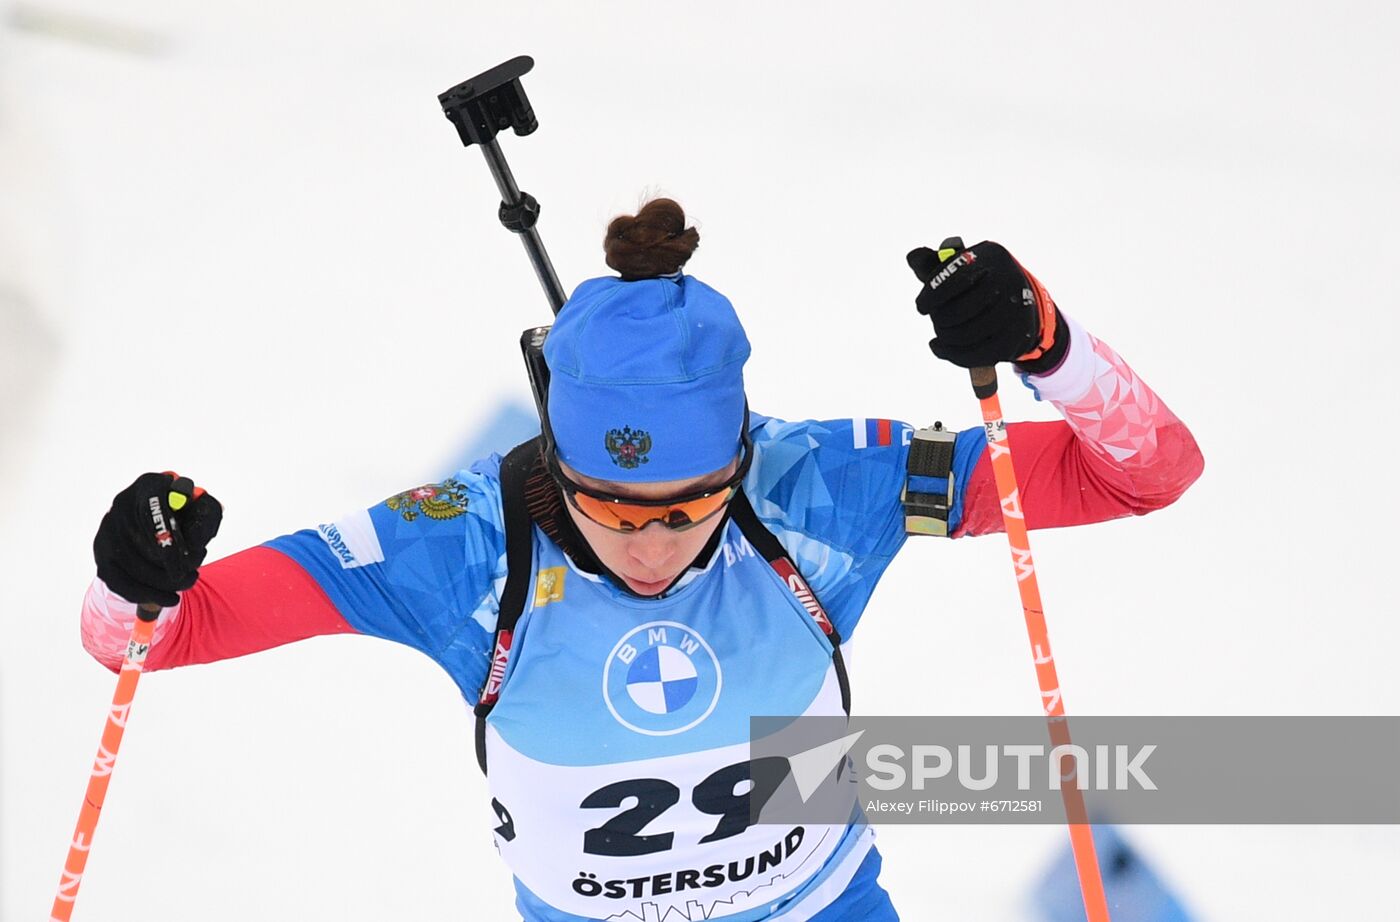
[1020, 313, 1097, 404]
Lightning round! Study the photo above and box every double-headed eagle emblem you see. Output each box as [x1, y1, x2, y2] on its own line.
[385, 478, 471, 522]
[605, 427, 652, 469]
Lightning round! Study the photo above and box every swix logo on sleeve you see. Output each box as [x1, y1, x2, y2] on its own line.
[316, 508, 385, 570]
[770, 559, 833, 636]
[148, 496, 173, 547]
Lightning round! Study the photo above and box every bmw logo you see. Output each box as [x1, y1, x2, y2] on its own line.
[603, 622, 722, 736]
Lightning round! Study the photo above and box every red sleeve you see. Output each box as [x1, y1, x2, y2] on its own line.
[950, 316, 1204, 538]
[82, 546, 355, 673]
[145, 546, 355, 670]
[953, 419, 1203, 536]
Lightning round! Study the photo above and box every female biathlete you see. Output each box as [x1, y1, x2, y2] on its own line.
[82, 199, 1203, 920]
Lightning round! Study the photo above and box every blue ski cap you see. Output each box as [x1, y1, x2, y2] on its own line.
[544, 273, 751, 483]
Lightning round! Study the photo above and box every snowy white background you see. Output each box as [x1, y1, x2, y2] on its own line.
[3, 1, 1398, 919]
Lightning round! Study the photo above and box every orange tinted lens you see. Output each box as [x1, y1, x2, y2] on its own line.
[571, 490, 732, 532]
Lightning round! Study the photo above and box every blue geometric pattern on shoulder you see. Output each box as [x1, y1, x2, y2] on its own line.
[743, 414, 913, 640]
[266, 466, 508, 705]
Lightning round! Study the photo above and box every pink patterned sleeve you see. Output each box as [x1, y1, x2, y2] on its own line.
[952, 315, 1204, 537]
[80, 579, 182, 672]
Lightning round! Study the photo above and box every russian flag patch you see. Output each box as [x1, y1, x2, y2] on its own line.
[852, 418, 894, 449]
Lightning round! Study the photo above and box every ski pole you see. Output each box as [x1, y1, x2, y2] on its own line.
[967, 363, 1112, 922]
[50, 601, 159, 921]
[53, 476, 199, 920]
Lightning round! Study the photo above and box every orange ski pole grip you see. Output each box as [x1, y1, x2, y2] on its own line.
[969, 364, 1111, 922]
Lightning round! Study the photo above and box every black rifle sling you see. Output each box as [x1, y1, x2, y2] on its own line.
[473, 437, 541, 775]
[726, 490, 852, 716]
[474, 441, 850, 775]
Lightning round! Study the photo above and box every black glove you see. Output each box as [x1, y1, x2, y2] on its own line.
[906, 237, 1069, 373]
[93, 472, 223, 607]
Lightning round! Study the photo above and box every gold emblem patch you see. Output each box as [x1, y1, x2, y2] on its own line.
[534, 567, 566, 606]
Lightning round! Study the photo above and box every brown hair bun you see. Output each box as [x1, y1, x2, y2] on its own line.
[603, 198, 700, 281]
